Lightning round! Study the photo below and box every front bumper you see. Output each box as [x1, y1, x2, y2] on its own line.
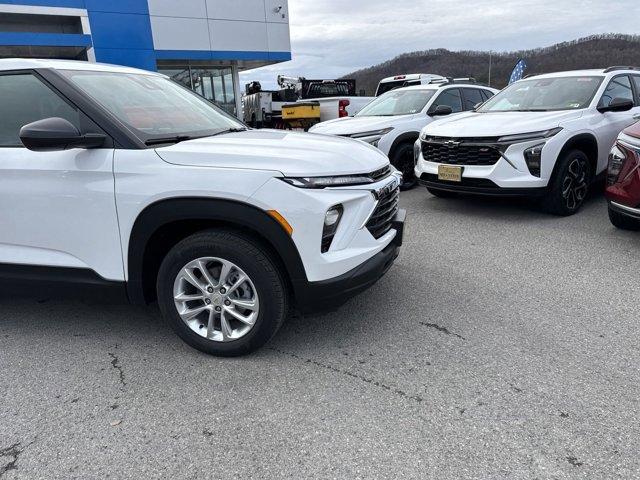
[608, 200, 640, 220]
[293, 209, 405, 313]
[415, 136, 561, 193]
[418, 173, 547, 197]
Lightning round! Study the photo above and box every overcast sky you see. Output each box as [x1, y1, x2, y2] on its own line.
[240, 0, 639, 89]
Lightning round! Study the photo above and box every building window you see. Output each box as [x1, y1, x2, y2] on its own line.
[0, 13, 83, 34]
[158, 68, 192, 90]
[158, 65, 237, 117]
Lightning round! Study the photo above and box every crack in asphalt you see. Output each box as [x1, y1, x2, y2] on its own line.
[269, 348, 424, 404]
[420, 322, 466, 340]
[508, 383, 523, 393]
[0, 442, 32, 478]
[108, 352, 126, 388]
[567, 456, 583, 467]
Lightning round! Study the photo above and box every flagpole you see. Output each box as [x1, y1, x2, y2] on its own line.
[488, 51, 492, 87]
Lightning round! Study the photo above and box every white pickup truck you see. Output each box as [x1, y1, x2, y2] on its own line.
[376, 74, 448, 96]
[299, 73, 450, 124]
[279, 77, 374, 129]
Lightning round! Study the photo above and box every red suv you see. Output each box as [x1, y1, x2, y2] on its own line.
[606, 122, 640, 230]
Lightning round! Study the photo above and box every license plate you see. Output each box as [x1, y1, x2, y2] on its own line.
[438, 165, 462, 182]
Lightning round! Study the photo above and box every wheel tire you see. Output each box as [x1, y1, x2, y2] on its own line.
[608, 206, 640, 231]
[542, 149, 591, 216]
[427, 187, 458, 198]
[391, 142, 418, 191]
[157, 230, 289, 357]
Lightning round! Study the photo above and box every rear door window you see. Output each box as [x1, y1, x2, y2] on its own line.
[432, 88, 463, 113]
[632, 75, 640, 104]
[481, 89, 495, 101]
[462, 88, 484, 110]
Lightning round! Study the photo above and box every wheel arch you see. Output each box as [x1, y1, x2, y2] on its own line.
[389, 131, 421, 159]
[126, 198, 307, 305]
[556, 133, 599, 179]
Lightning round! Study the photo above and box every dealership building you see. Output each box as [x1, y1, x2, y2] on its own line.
[0, 0, 292, 116]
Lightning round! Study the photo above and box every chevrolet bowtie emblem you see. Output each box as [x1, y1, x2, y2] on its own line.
[443, 140, 461, 148]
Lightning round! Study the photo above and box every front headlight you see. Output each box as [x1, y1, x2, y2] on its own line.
[523, 143, 545, 177]
[607, 145, 627, 186]
[321, 205, 343, 253]
[281, 175, 376, 189]
[349, 127, 394, 147]
[498, 127, 563, 144]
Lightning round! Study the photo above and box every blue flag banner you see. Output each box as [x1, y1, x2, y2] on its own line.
[509, 59, 527, 84]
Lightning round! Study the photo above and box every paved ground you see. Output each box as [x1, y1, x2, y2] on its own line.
[1, 188, 639, 479]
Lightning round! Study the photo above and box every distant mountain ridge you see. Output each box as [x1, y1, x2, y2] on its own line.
[343, 34, 640, 95]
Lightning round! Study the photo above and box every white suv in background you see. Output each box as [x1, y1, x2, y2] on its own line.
[310, 81, 498, 189]
[416, 68, 640, 215]
[0, 59, 405, 356]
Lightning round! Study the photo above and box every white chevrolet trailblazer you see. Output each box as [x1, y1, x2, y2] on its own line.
[0, 59, 405, 356]
[416, 68, 640, 215]
[310, 81, 498, 189]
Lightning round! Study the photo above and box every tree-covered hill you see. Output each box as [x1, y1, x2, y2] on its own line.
[344, 34, 640, 94]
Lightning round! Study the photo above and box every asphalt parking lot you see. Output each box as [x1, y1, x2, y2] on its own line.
[1, 187, 639, 480]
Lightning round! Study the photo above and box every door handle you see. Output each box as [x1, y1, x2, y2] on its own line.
[633, 113, 640, 120]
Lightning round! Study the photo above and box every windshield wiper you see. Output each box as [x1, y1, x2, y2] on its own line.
[208, 127, 248, 137]
[145, 135, 195, 146]
[145, 128, 248, 146]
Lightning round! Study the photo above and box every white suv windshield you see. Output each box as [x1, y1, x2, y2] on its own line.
[60, 70, 244, 142]
[357, 89, 436, 117]
[478, 76, 603, 112]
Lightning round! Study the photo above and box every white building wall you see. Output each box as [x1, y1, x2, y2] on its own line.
[147, 0, 290, 54]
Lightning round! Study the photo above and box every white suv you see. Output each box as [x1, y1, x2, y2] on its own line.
[416, 68, 640, 215]
[309, 82, 498, 189]
[0, 59, 405, 356]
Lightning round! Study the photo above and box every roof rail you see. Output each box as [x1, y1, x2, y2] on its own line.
[604, 66, 640, 73]
[430, 77, 477, 86]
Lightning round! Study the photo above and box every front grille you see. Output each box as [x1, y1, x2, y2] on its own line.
[421, 138, 502, 166]
[366, 185, 399, 239]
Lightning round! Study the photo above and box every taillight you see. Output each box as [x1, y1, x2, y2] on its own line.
[338, 99, 350, 118]
[607, 144, 627, 186]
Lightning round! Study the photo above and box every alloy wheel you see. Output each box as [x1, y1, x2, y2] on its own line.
[173, 257, 260, 342]
[561, 157, 588, 210]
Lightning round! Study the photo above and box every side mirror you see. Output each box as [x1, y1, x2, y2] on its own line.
[20, 117, 106, 152]
[429, 105, 453, 117]
[598, 97, 634, 114]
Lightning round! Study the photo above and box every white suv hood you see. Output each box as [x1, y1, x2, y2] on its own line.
[310, 115, 415, 135]
[425, 110, 584, 137]
[155, 129, 389, 177]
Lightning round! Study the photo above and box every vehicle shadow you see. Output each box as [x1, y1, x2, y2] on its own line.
[404, 184, 607, 222]
[0, 265, 444, 360]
